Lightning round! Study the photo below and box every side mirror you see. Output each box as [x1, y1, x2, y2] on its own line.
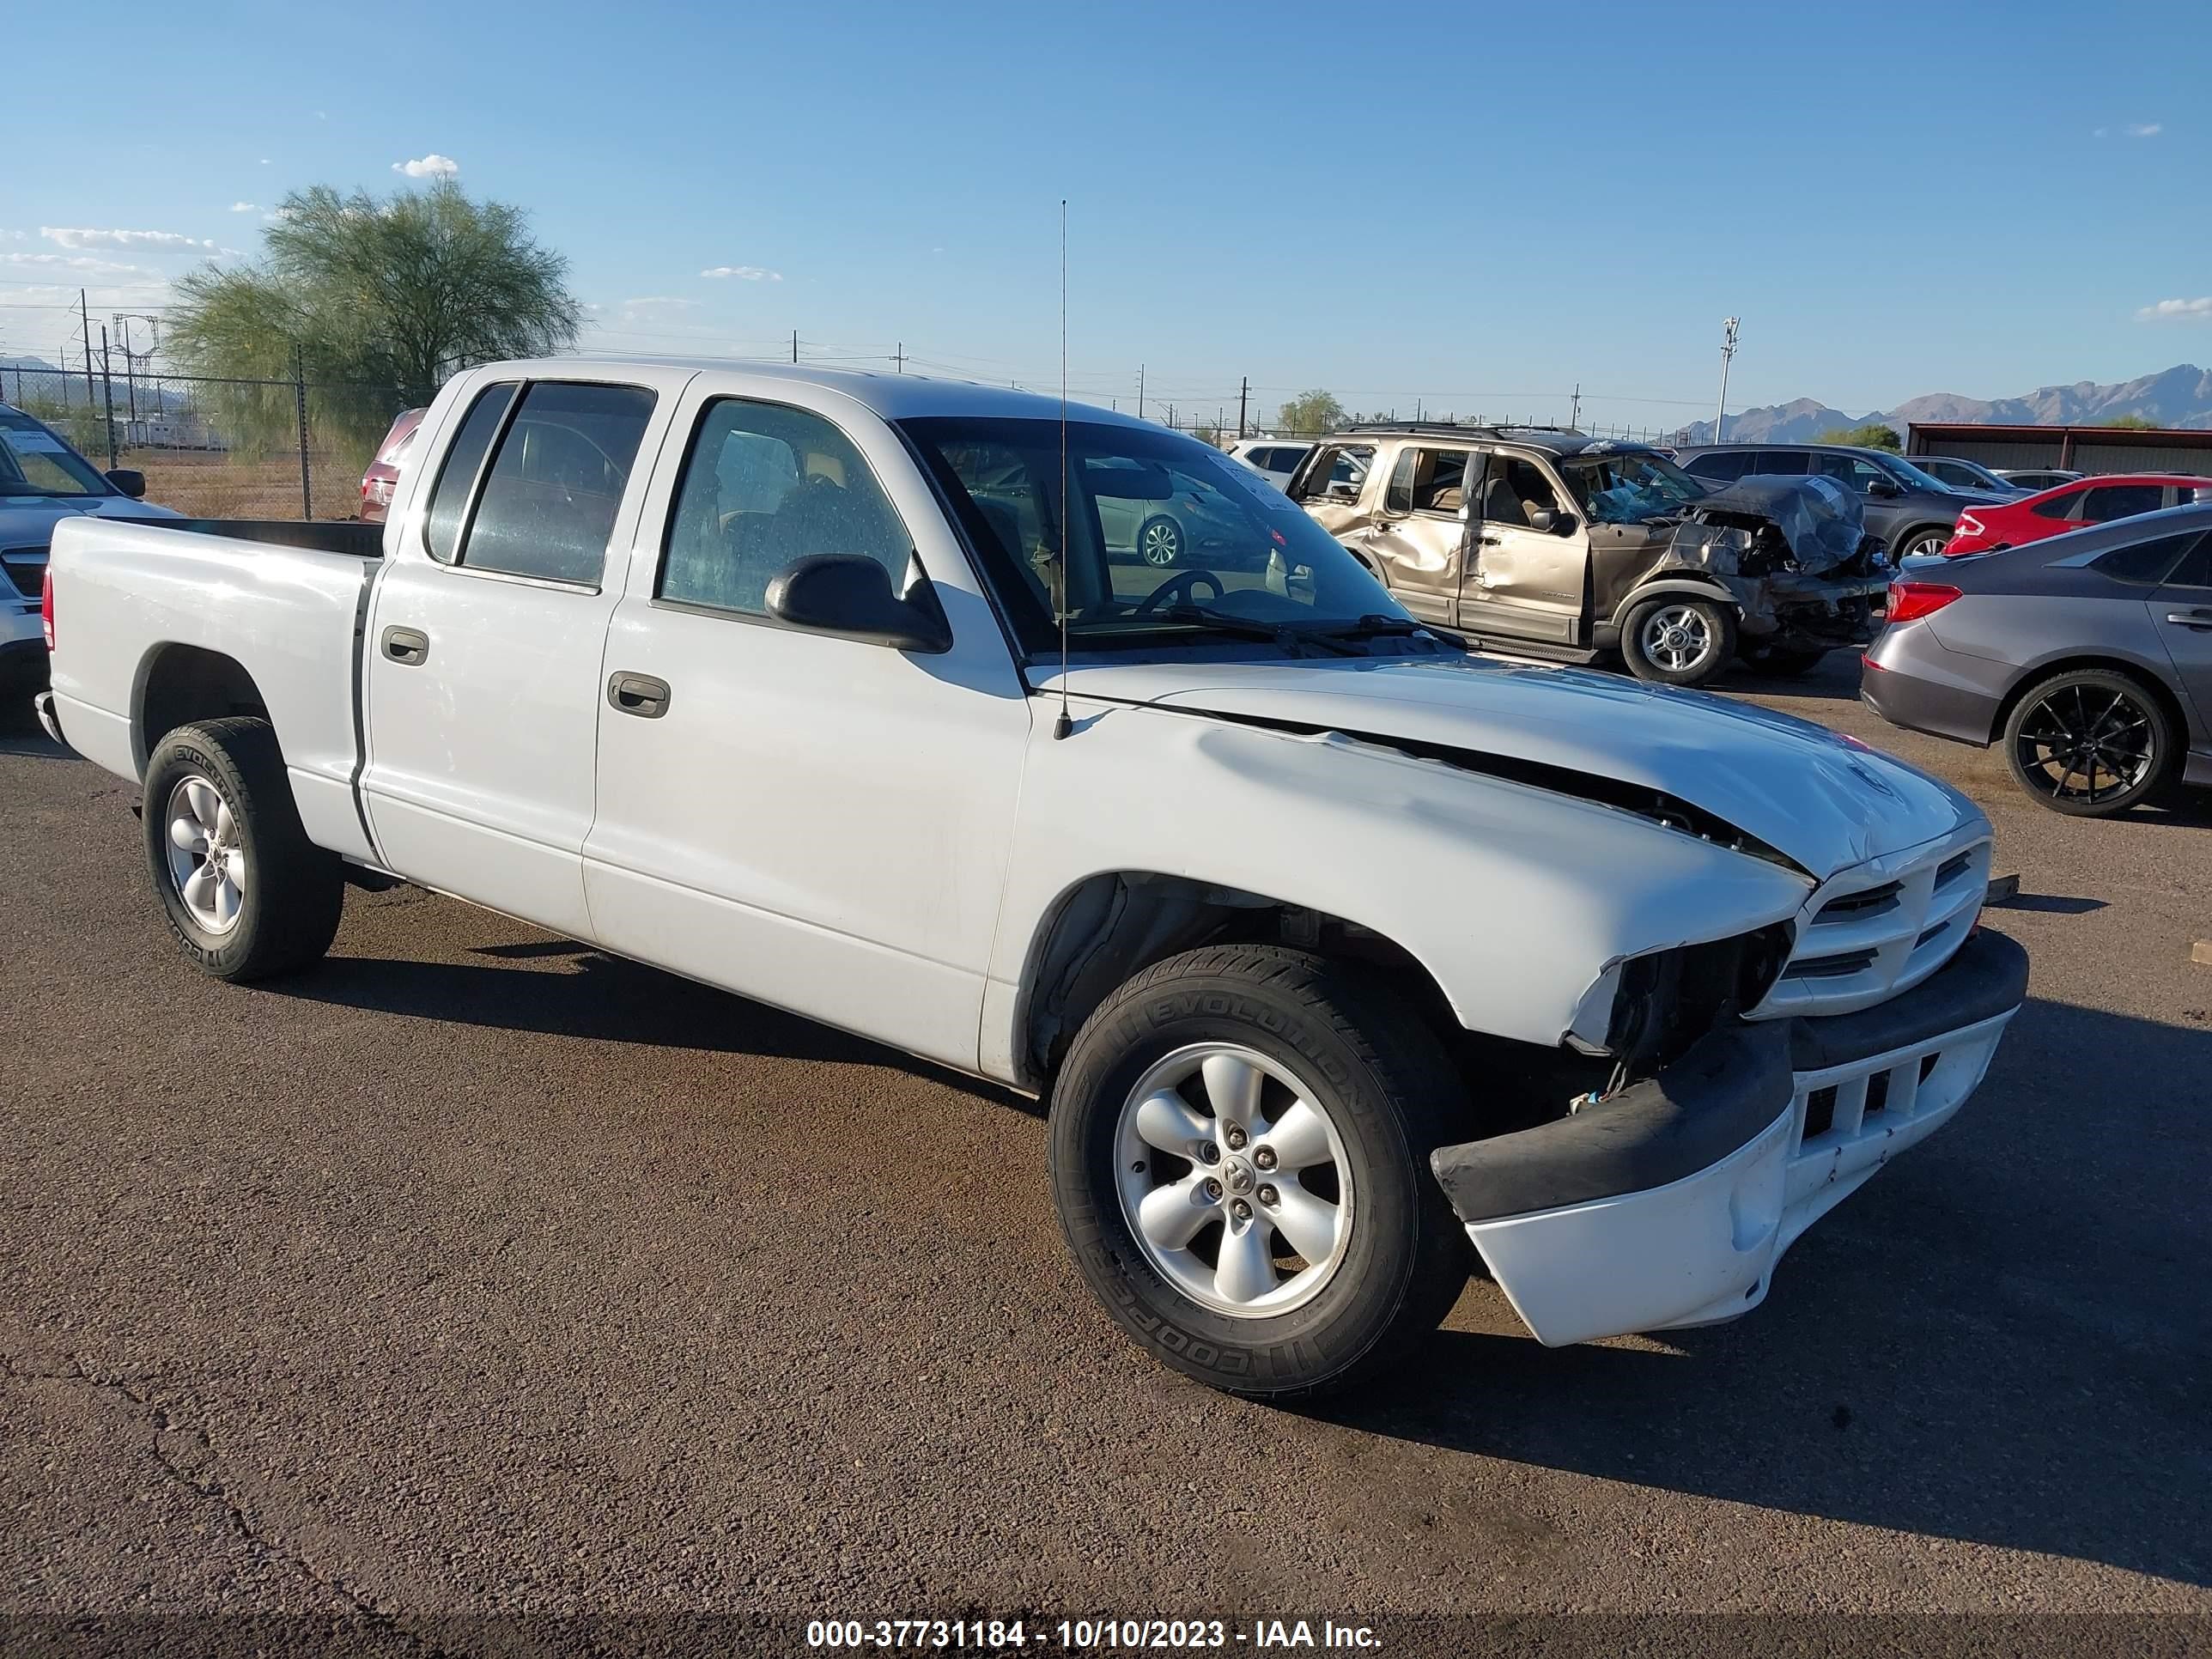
[106, 468, 147, 499]
[1865, 477, 1902, 499]
[1326, 481, 1360, 502]
[764, 554, 952, 653]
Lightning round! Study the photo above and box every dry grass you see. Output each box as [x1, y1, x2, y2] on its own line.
[127, 449, 368, 522]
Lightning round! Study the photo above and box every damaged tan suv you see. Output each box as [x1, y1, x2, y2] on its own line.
[1285, 424, 1893, 687]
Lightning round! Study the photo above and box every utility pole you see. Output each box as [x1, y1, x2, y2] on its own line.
[98, 325, 118, 468]
[1714, 317, 1740, 444]
[892, 342, 904, 373]
[1569, 382, 1582, 428]
[1136, 364, 1145, 419]
[1237, 375, 1249, 439]
[80, 289, 95, 405]
[792, 329, 799, 364]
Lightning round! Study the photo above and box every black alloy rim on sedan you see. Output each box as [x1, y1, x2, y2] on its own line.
[2011, 682, 2156, 805]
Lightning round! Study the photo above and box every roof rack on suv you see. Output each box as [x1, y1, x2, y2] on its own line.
[1338, 421, 1587, 440]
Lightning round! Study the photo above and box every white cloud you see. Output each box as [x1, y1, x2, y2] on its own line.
[2137, 296, 2212, 321]
[259, 157, 270, 165]
[701, 264, 781, 282]
[2, 251, 163, 276]
[622, 295, 700, 309]
[40, 226, 216, 252]
[2126, 122, 2163, 137]
[229, 201, 258, 213]
[392, 153, 459, 179]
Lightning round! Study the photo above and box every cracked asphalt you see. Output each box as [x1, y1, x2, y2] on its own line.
[2, 656, 2208, 1654]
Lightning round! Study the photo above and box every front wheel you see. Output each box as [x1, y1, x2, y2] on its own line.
[2002, 668, 2173, 817]
[1621, 596, 1737, 687]
[1050, 945, 1469, 1399]
[1137, 514, 1185, 568]
[143, 717, 344, 980]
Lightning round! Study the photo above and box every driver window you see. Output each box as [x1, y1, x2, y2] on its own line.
[1481, 457, 1560, 528]
[661, 398, 911, 617]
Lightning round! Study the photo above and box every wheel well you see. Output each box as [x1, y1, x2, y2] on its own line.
[1016, 872, 1460, 1091]
[1992, 655, 2192, 751]
[1898, 523, 1950, 552]
[136, 645, 270, 768]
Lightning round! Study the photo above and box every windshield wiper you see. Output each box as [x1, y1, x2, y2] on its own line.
[1133, 605, 1364, 656]
[1314, 613, 1431, 640]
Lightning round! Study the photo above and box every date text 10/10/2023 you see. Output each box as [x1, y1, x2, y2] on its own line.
[805, 1620, 1382, 1650]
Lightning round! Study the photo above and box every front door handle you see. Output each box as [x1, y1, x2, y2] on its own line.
[380, 626, 429, 665]
[607, 672, 672, 719]
[2165, 609, 2212, 629]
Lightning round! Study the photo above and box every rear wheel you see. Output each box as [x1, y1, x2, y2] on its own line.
[1137, 514, 1184, 568]
[1049, 945, 1469, 1399]
[1899, 526, 1953, 560]
[1621, 596, 1736, 687]
[143, 717, 344, 980]
[2002, 668, 2173, 817]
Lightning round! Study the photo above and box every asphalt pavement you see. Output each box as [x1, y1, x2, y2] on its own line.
[2, 655, 2207, 1653]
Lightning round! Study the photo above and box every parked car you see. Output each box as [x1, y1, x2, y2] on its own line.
[1942, 473, 2212, 556]
[1225, 439, 1314, 489]
[1677, 442, 2007, 561]
[40, 358, 2025, 1399]
[1287, 425, 1892, 686]
[1863, 501, 2212, 816]
[1910, 455, 2027, 496]
[1994, 468, 2083, 492]
[0, 400, 179, 694]
[357, 407, 425, 524]
[1093, 458, 1267, 568]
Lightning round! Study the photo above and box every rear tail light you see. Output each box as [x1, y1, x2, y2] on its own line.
[1886, 580, 1961, 625]
[1955, 513, 1984, 538]
[41, 568, 55, 650]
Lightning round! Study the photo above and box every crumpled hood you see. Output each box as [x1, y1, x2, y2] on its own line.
[1689, 475, 1869, 574]
[1051, 653, 1979, 879]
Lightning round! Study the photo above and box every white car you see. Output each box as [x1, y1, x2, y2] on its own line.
[1226, 438, 1314, 489]
[39, 358, 2026, 1398]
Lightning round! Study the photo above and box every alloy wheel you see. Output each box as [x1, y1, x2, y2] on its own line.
[1139, 519, 1183, 567]
[1638, 604, 1717, 675]
[164, 774, 247, 934]
[1114, 1042, 1355, 1317]
[2011, 683, 2156, 807]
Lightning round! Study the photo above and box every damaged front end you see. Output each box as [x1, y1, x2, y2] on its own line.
[1595, 474, 1893, 650]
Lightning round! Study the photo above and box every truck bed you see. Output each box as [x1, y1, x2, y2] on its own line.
[46, 514, 385, 863]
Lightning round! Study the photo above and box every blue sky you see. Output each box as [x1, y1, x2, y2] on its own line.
[5, 0, 2209, 431]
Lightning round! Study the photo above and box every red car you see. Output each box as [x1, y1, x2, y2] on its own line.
[1942, 472, 2212, 556]
[357, 407, 426, 523]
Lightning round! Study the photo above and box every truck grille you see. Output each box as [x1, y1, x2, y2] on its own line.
[1753, 827, 1991, 1018]
[0, 545, 46, 601]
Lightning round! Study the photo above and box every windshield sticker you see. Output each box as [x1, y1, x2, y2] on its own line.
[4, 430, 68, 453]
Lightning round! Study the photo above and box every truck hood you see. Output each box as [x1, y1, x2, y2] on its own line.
[1051, 653, 1978, 879]
[0, 496, 181, 544]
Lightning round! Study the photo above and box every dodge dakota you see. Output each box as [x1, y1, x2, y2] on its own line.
[36, 358, 2027, 1397]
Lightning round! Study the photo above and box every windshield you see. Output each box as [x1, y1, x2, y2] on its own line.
[1557, 450, 1705, 524]
[0, 406, 110, 498]
[901, 416, 1416, 655]
[1874, 452, 1964, 494]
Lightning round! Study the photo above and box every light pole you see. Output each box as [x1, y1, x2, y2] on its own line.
[1714, 317, 1740, 443]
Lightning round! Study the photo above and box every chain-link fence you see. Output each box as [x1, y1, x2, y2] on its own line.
[1, 362, 413, 520]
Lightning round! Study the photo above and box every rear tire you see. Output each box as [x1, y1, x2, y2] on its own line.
[1899, 526, 1953, 560]
[1745, 645, 1828, 678]
[2001, 668, 2173, 817]
[142, 717, 344, 981]
[1137, 514, 1184, 568]
[1621, 596, 1736, 688]
[1049, 945, 1469, 1400]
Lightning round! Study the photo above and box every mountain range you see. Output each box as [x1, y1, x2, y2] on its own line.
[1675, 363, 2212, 446]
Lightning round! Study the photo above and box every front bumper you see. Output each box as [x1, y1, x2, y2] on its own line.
[1431, 929, 2027, 1346]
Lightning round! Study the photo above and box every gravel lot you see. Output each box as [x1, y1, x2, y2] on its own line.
[2, 657, 2207, 1651]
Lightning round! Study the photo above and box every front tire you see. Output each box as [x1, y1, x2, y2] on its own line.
[2001, 668, 2173, 817]
[1137, 514, 1184, 568]
[1049, 945, 1469, 1400]
[1621, 596, 1736, 687]
[143, 717, 344, 981]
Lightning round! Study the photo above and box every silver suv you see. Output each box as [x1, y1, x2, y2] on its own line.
[1285, 424, 1893, 687]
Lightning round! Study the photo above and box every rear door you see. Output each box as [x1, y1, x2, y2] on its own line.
[1459, 451, 1587, 643]
[361, 368, 681, 938]
[1356, 446, 1470, 624]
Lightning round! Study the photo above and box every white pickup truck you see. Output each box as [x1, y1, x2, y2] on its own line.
[38, 358, 2027, 1398]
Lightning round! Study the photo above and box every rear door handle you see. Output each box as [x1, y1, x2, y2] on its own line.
[380, 626, 429, 665]
[2165, 609, 2212, 629]
[607, 672, 672, 718]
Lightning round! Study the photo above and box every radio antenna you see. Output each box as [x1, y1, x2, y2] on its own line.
[1052, 198, 1073, 742]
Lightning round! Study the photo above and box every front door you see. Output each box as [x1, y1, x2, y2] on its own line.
[2149, 531, 2212, 760]
[361, 373, 668, 939]
[581, 386, 1032, 1073]
[1458, 453, 1588, 644]
[1356, 446, 1471, 625]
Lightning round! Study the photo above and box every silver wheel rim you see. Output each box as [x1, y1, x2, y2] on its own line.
[1639, 604, 1716, 674]
[1140, 520, 1182, 566]
[1908, 532, 1948, 557]
[164, 774, 246, 935]
[1114, 1042, 1355, 1318]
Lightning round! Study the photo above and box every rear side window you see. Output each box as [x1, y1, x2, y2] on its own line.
[2031, 489, 2082, 521]
[2093, 531, 2199, 586]
[2157, 532, 2211, 589]
[457, 382, 657, 586]
[1684, 451, 1751, 483]
[2079, 483, 2163, 525]
[422, 383, 516, 563]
